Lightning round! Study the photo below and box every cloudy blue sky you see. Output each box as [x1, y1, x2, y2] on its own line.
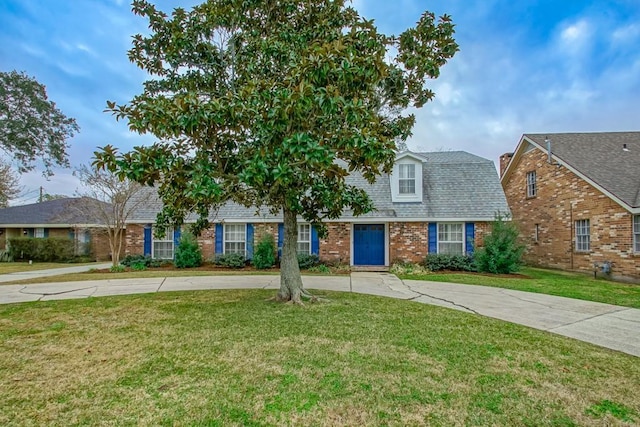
[1, 0, 639, 204]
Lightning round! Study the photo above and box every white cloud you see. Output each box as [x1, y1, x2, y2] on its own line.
[559, 19, 592, 54]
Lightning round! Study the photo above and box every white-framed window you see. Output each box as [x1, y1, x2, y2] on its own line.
[633, 215, 640, 253]
[35, 228, 45, 238]
[224, 224, 246, 255]
[438, 223, 464, 255]
[297, 224, 311, 254]
[398, 163, 416, 194]
[153, 227, 174, 259]
[526, 171, 536, 198]
[575, 219, 590, 252]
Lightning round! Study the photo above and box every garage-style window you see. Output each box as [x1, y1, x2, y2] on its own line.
[575, 219, 590, 252]
[438, 223, 464, 255]
[153, 227, 174, 259]
[224, 224, 246, 255]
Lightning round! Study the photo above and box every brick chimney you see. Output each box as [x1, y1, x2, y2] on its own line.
[499, 152, 513, 177]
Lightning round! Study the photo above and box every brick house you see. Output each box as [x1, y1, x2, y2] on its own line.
[500, 132, 640, 281]
[125, 151, 509, 267]
[0, 198, 115, 261]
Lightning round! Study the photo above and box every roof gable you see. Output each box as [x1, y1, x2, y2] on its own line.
[502, 132, 640, 211]
[0, 198, 108, 226]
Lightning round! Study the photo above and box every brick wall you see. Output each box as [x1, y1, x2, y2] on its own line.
[502, 147, 640, 280]
[389, 222, 428, 263]
[89, 229, 118, 261]
[125, 224, 145, 256]
[319, 222, 351, 264]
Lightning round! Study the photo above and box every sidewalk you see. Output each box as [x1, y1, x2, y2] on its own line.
[0, 271, 638, 357]
[0, 263, 112, 283]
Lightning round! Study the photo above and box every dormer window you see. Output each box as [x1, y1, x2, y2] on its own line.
[399, 164, 416, 194]
[390, 152, 425, 203]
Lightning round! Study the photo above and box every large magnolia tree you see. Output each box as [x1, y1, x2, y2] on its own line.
[95, 0, 458, 303]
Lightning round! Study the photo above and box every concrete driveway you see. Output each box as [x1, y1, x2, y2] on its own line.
[0, 271, 638, 358]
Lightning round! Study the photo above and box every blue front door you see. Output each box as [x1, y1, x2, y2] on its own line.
[353, 224, 385, 266]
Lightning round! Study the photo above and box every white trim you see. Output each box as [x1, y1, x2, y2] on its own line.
[633, 215, 640, 253]
[436, 222, 465, 255]
[127, 217, 497, 225]
[390, 157, 423, 203]
[152, 226, 174, 259]
[0, 223, 107, 228]
[223, 223, 246, 255]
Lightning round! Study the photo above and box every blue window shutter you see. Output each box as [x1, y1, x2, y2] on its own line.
[173, 227, 181, 258]
[465, 222, 475, 255]
[311, 225, 319, 255]
[428, 223, 437, 253]
[43, 229, 49, 238]
[277, 223, 284, 258]
[215, 224, 223, 254]
[68, 230, 75, 241]
[143, 224, 152, 256]
[246, 223, 254, 259]
[27, 228, 34, 238]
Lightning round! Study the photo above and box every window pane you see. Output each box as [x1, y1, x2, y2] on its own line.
[438, 242, 463, 255]
[575, 219, 590, 251]
[225, 241, 246, 255]
[35, 228, 45, 238]
[154, 241, 173, 259]
[399, 179, 415, 194]
[297, 242, 310, 254]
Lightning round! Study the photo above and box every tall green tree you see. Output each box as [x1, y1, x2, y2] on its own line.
[0, 71, 79, 175]
[94, 0, 458, 303]
[0, 159, 20, 207]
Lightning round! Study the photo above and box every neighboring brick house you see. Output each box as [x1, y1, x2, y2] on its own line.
[0, 198, 114, 261]
[125, 151, 509, 267]
[500, 132, 640, 281]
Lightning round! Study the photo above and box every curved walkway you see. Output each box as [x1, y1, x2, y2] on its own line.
[0, 271, 638, 358]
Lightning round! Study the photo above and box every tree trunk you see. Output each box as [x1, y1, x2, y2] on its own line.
[277, 207, 305, 303]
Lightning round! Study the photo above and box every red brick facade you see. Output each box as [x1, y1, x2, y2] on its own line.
[126, 220, 489, 266]
[502, 147, 640, 280]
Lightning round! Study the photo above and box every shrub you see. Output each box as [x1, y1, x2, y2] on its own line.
[297, 253, 320, 269]
[390, 261, 429, 275]
[308, 264, 331, 274]
[475, 213, 525, 274]
[8, 237, 75, 262]
[252, 234, 275, 269]
[120, 254, 165, 268]
[423, 253, 476, 272]
[131, 261, 147, 271]
[214, 253, 246, 269]
[110, 265, 126, 273]
[0, 249, 12, 262]
[174, 233, 203, 268]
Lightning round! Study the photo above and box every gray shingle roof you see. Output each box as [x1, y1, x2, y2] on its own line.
[524, 132, 640, 208]
[127, 150, 509, 223]
[0, 198, 107, 226]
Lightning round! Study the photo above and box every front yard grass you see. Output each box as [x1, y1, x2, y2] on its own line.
[0, 262, 99, 275]
[400, 267, 640, 309]
[1, 289, 638, 426]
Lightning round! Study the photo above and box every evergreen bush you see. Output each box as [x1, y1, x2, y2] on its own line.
[214, 253, 246, 269]
[8, 237, 74, 262]
[252, 234, 276, 269]
[297, 253, 320, 269]
[475, 213, 525, 274]
[423, 254, 476, 272]
[174, 233, 203, 268]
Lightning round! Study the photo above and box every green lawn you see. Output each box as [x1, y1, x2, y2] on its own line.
[0, 262, 99, 274]
[400, 267, 640, 309]
[1, 289, 638, 426]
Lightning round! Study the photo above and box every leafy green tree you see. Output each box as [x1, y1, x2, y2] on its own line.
[0, 71, 79, 175]
[175, 232, 203, 268]
[94, 0, 458, 303]
[475, 213, 525, 274]
[0, 159, 20, 207]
